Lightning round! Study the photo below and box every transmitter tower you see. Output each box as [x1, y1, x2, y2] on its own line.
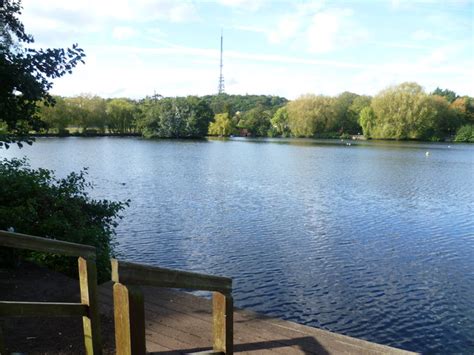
[218, 30, 225, 94]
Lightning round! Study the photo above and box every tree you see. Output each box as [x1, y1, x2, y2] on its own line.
[140, 96, 213, 138]
[238, 105, 272, 136]
[432, 87, 457, 103]
[37, 96, 72, 133]
[208, 112, 235, 136]
[359, 106, 376, 138]
[106, 98, 137, 133]
[0, 0, 85, 147]
[450, 97, 474, 125]
[454, 125, 474, 142]
[287, 95, 336, 137]
[349, 95, 371, 133]
[270, 106, 290, 137]
[428, 95, 462, 138]
[68, 95, 107, 133]
[332, 92, 362, 134]
[370, 82, 438, 140]
[202, 94, 287, 117]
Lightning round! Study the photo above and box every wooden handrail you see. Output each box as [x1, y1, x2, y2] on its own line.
[111, 259, 233, 354]
[0, 231, 101, 354]
[0, 230, 96, 259]
[111, 259, 232, 294]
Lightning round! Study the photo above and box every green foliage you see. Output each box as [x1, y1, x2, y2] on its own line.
[349, 95, 371, 132]
[106, 98, 138, 133]
[287, 94, 337, 137]
[432, 87, 457, 103]
[202, 93, 287, 116]
[332, 92, 362, 134]
[0, 158, 127, 282]
[37, 96, 72, 132]
[68, 95, 107, 133]
[0, 0, 85, 146]
[428, 95, 462, 137]
[359, 106, 376, 138]
[208, 113, 235, 136]
[270, 106, 290, 137]
[454, 125, 474, 142]
[450, 96, 474, 125]
[366, 83, 468, 140]
[139, 96, 213, 138]
[237, 105, 273, 136]
[370, 82, 439, 140]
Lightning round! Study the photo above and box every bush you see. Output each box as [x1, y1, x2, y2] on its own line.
[0, 158, 127, 282]
[454, 125, 474, 143]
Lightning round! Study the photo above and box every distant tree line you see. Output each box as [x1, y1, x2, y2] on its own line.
[36, 93, 288, 138]
[31, 83, 474, 142]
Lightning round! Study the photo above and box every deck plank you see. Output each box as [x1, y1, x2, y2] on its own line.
[99, 283, 417, 354]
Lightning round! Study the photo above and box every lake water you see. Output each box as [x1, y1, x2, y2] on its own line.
[2, 137, 473, 354]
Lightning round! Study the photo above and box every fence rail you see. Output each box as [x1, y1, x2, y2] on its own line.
[0, 230, 96, 258]
[0, 230, 101, 354]
[111, 259, 232, 294]
[0, 231, 234, 354]
[111, 259, 233, 355]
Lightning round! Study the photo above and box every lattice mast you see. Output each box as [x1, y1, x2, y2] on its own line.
[218, 30, 225, 94]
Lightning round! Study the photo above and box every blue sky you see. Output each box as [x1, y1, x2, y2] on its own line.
[21, 0, 473, 99]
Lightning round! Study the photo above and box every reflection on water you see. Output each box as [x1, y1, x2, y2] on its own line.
[2, 137, 474, 354]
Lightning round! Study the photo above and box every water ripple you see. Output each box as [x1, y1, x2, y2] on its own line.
[3, 137, 474, 354]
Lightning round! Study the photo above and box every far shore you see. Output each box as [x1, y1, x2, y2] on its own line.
[27, 132, 466, 144]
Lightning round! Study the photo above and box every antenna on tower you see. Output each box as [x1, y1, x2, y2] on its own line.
[218, 29, 225, 94]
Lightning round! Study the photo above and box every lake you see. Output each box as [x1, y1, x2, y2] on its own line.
[2, 137, 473, 354]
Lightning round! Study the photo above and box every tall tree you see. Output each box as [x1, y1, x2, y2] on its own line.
[370, 82, 438, 140]
[287, 95, 336, 137]
[0, 0, 85, 147]
[106, 98, 137, 133]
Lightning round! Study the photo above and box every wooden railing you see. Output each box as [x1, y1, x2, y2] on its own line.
[111, 259, 233, 355]
[0, 230, 102, 354]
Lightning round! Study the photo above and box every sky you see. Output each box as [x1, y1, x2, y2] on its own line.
[20, 0, 474, 99]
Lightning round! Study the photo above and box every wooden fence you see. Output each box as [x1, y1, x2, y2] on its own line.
[111, 259, 233, 355]
[0, 231, 234, 354]
[0, 230, 102, 354]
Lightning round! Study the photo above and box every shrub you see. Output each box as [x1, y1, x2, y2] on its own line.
[0, 158, 127, 282]
[454, 125, 474, 143]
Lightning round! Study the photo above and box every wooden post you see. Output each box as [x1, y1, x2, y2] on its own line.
[213, 292, 233, 354]
[78, 257, 102, 354]
[113, 283, 146, 355]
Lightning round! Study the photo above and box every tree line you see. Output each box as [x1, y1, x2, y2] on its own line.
[33, 83, 473, 142]
[35, 93, 288, 138]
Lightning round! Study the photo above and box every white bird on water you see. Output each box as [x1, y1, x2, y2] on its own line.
[425, 151, 430, 156]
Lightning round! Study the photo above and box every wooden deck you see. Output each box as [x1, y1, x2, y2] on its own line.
[98, 282, 416, 355]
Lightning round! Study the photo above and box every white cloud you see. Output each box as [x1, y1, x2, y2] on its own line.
[112, 27, 137, 40]
[411, 29, 445, 41]
[216, 0, 267, 11]
[88, 43, 368, 69]
[234, 3, 368, 53]
[22, 0, 199, 28]
[306, 8, 368, 53]
[50, 40, 474, 99]
[267, 14, 301, 44]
